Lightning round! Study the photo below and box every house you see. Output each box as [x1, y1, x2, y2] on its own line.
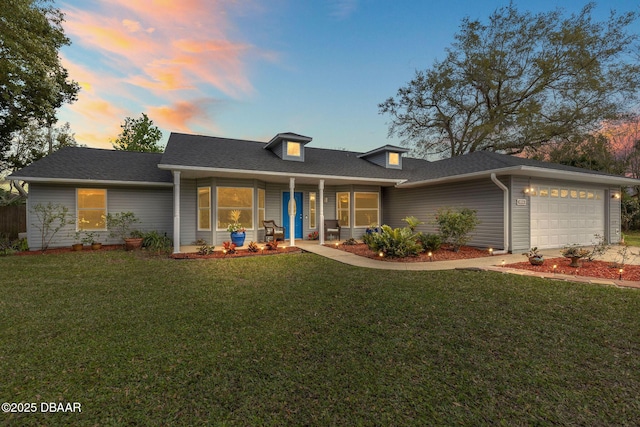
[9, 131, 639, 253]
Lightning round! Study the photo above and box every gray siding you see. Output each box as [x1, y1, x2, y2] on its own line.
[180, 178, 197, 245]
[609, 188, 622, 244]
[382, 178, 505, 249]
[27, 183, 172, 250]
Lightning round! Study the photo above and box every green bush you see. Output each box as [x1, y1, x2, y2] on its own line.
[364, 225, 422, 258]
[415, 232, 442, 252]
[434, 207, 480, 252]
[142, 230, 172, 253]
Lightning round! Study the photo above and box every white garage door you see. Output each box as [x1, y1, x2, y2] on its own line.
[530, 185, 604, 249]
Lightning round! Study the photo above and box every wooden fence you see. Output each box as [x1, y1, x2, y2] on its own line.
[0, 205, 27, 238]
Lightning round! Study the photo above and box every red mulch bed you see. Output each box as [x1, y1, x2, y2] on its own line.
[505, 257, 640, 281]
[171, 246, 302, 259]
[325, 243, 492, 262]
[16, 245, 123, 255]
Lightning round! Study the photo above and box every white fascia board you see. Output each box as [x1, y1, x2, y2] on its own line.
[396, 166, 640, 188]
[10, 176, 173, 187]
[158, 164, 407, 185]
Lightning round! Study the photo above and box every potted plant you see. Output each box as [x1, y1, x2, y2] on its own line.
[522, 247, 544, 265]
[107, 212, 142, 250]
[226, 210, 246, 247]
[561, 245, 590, 267]
[71, 231, 84, 251]
[81, 231, 102, 250]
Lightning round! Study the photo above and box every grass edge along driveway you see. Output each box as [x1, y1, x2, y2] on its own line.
[1, 251, 639, 426]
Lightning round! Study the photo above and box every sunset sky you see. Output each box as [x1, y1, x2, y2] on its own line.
[56, 0, 636, 152]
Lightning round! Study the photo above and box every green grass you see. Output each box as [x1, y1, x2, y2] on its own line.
[624, 230, 640, 247]
[1, 251, 640, 426]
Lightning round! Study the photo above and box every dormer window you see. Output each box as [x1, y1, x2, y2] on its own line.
[264, 132, 312, 162]
[287, 141, 301, 157]
[358, 145, 409, 169]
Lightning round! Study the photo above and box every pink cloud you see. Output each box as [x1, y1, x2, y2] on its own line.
[58, 0, 271, 147]
[149, 99, 219, 132]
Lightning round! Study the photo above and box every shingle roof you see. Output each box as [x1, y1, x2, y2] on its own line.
[405, 150, 620, 182]
[160, 132, 628, 184]
[9, 147, 172, 184]
[9, 133, 634, 187]
[159, 133, 413, 182]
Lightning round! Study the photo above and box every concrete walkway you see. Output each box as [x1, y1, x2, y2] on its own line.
[295, 241, 640, 289]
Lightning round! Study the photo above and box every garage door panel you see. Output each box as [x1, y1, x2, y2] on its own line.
[530, 184, 604, 249]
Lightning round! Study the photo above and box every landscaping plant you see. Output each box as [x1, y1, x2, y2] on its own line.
[415, 232, 442, 252]
[434, 207, 480, 252]
[31, 202, 72, 251]
[364, 224, 422, 258]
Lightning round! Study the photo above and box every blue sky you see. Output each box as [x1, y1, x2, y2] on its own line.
[56, 0, 639, 152]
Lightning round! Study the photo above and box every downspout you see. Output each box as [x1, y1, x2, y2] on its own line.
[490, 173, 510, 254]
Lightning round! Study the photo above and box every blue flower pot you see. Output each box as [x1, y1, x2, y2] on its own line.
[230, 231, 246, 247]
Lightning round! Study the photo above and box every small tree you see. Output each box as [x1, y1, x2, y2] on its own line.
[434, 207, 480, 252]
[31, 202, 72, 251]
[106, 212, 140, 243]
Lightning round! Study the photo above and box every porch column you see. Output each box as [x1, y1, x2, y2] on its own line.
[289, 177, 295, 247]
[172, 170, 181, 254]
[319, 179, 325, 245]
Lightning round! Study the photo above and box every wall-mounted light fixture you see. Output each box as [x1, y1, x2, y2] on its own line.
[611, 192, 621, 199]
[523, 187, 535, 195]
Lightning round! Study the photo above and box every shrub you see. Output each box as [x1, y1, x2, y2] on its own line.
[106, 212, 140, 243]
[0, 234, 27, 255]
[434, 207, 480, 252]
[402, 216, 423, 231]
[197, 243, 215, 255]
[247, 241, 259, 252]
[222, 241, 237, 254]
[364, 225, 422, 258]
[142, 230, 173, 253]
[415, 232, 441, 252]
[342, 238, 358, 246]
[31, 202, 72, 251]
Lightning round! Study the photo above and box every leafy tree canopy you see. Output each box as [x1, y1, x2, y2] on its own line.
[0, 0, 80, 166]
[6, 121, 77, 173]
[379, 2, 640, 159]
[112, 113, 163, 153]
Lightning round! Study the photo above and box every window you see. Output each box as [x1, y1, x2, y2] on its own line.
[570, 189, 578, 199]
[258, 189, 265, 228]
[579, 190, 587, 199]
[550, 188, 559, 198]
[198, 187, 211, 230]
[77, 189, 106, 230]
[388, 152, 400, 166]
[217, 187, 254, 230]
[309, 192, 317, 228]
[337, 192, 350, 227]
[539, 187, 549, 197]
[287, 141, 301, 157]
[560, 189, 569, 198]
[354, 192, 379, 227]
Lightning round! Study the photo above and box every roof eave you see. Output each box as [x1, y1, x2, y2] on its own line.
[159, 164, 406, 186]
[9, 176, 174, 187]
[396, 166, 640, 188]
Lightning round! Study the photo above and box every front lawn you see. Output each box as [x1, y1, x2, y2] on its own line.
[1, 251, 639, 425]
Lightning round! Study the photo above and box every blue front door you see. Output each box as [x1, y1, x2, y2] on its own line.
[283, 192, 303, 239]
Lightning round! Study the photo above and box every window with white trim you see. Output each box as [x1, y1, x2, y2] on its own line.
[198, 187, 211, 230]
[217, 187, 254, 230]
[309, 192, 317, 228]
[287, 141, 301, 157]
[77, 189, 107, 231]
[354, 192, 379, 227]
[337, 192, 350, 227]
[258, 189, 265, 228]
